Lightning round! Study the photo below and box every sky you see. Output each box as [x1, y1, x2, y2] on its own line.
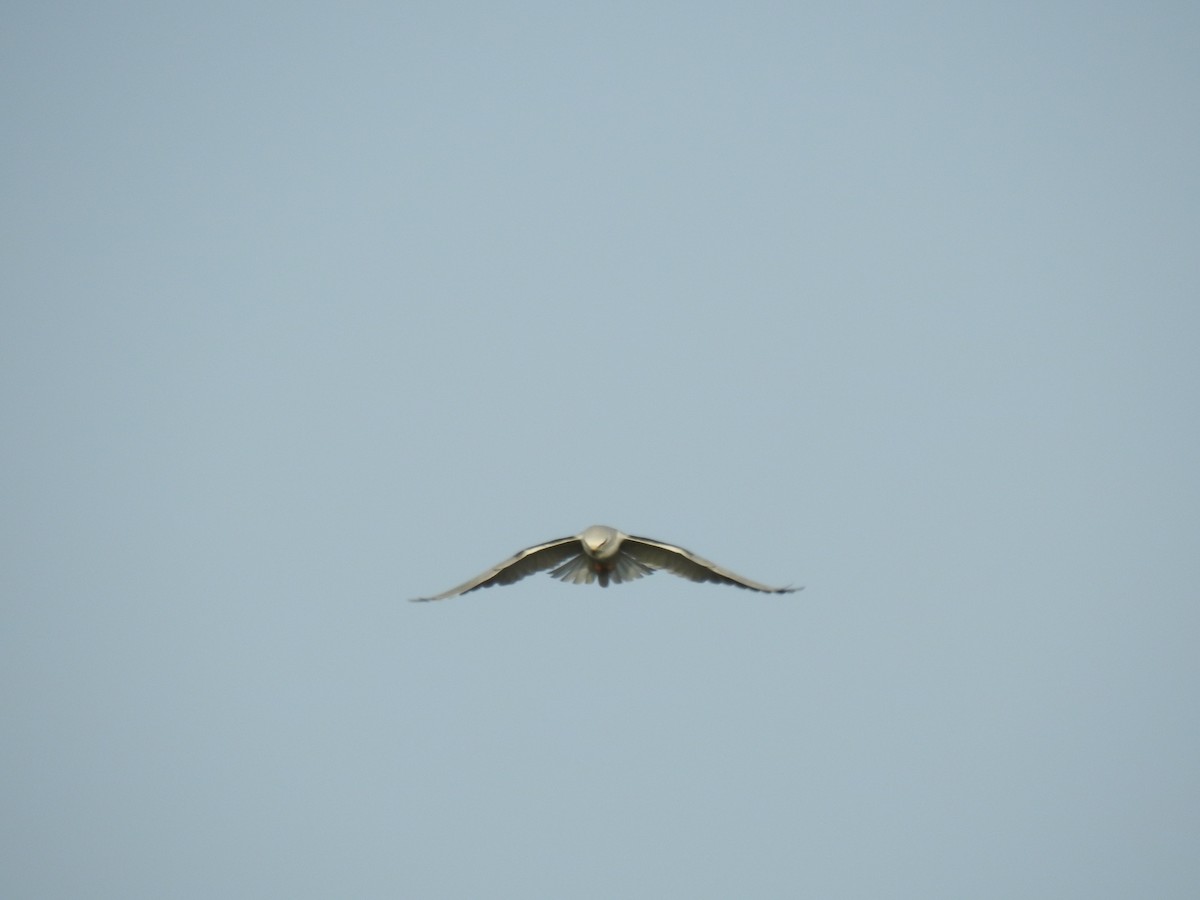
[3, 2, 1198, 897]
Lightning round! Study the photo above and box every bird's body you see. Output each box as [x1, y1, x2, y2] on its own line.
[413, 525, 799, 601]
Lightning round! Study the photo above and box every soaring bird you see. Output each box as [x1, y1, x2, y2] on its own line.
[412, 525, 799, 601]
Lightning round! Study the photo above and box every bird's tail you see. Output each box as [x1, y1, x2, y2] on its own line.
[549, 553, 655, 586]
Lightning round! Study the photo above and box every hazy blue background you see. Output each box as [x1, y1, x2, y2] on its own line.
[3, 3, 1197, 897]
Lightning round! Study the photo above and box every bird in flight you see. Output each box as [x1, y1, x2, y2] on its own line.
[412, 524, 800, 601]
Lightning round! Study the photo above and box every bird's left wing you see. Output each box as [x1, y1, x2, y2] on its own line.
[622, 534, 799, 594]
[412, 535, 581, 601]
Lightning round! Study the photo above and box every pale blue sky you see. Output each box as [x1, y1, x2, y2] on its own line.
[3, 3, 1198, 898]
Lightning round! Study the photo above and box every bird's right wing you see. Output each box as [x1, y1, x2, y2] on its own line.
[412, 536, 581, 601]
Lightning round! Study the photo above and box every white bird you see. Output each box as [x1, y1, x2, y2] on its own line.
[412, 525, 800, 601]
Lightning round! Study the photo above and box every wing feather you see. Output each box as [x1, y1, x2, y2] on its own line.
[412, 536, 581, 601]
[621, 535, 798, 594]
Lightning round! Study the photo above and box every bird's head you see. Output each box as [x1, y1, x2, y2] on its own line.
[581, 525, 621, 559]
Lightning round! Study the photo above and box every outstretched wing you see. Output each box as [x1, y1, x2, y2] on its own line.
[412, 536, 581, 601]
[622, 534, 799, 594]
